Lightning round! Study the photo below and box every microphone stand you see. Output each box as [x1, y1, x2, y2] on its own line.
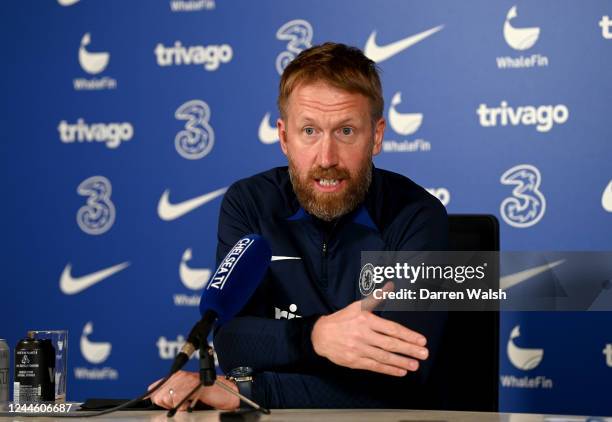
[167, 342, 270, 416]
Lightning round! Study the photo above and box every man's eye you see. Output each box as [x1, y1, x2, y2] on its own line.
[341, 127, 353, 136]
[304, 127, 315, 135]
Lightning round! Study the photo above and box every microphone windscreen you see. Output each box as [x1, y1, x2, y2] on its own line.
[199, 234, 271, 322]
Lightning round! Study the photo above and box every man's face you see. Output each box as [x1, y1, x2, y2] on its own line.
[278, 81, 385, 221]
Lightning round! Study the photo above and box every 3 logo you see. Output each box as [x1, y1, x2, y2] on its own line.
[275, 19, 313, 75]
[76, 176, 116, 235]
[500, 164, 546, 228]
[174, 100, 214, 160]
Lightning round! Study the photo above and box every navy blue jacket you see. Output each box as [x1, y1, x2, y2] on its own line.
[213, 166, 449, 408]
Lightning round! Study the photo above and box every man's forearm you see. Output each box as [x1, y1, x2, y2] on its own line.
[214, 315, 325, 373]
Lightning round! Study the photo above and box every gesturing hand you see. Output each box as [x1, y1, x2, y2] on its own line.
[311, 283, 429, 376]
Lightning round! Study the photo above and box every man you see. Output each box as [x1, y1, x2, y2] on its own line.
[149, 42, 448, 410]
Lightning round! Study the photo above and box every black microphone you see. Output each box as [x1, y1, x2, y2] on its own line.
[170, 234, 272, 373]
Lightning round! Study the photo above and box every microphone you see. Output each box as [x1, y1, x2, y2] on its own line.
[170, 234, 271, 373]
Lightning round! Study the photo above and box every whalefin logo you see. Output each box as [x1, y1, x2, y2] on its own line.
[79, 33, 110, 75]
[602, 180, 612, 212]
[80, 322, 111, 364]
[157, 187, 227, 221]
[180, 248, 211, 290]
[60, 262, 130, 295]
[388, 92, 422, 136]
[258, 112, 279, 144]
[503, 6, 540, 50]
[507, 325, 543, 370]
[364, 25, 444, 63]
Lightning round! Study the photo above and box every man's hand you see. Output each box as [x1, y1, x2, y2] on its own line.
[311, 283, 429, 377]
[147, 370, 239, 411]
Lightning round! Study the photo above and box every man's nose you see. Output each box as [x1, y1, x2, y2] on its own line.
[318, 133, 339, 169]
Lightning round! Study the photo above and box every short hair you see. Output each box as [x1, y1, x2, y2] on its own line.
[277, 42, 384, 123]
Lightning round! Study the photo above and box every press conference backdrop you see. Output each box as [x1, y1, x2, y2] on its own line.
[1, 0, 611, 416]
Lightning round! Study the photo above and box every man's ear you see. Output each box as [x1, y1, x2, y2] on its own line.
[278, 118, 288, 156]
[372, 117, 385, 156]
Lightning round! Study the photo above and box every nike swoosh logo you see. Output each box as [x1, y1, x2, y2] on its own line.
[500, 260, 565, 290]
[364, 25, 444, 63]
[258, 112, 279, 144]
[158, 187, 228, 221]
[271, 256, 302, 262]
[60, 262, 130, 295]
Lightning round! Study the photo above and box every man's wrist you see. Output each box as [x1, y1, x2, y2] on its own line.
[311, 315, 327, 357]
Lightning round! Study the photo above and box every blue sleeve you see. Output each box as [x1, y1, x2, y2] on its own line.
[213, 184, 324, 373]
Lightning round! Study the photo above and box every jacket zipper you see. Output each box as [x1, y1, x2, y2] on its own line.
[321, 241, 328, 287]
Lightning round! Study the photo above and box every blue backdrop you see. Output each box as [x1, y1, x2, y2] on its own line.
[1, 0, 611, 415]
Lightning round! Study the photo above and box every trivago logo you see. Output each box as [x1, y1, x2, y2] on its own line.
[477, 101, 569, 132]
[74, 322, 118, 380]
[154, 41, 232, 71]
[58, 119, 134, 149]
[600, 15, 612, 39]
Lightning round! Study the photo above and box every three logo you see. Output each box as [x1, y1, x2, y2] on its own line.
[174, 99, 215, 160]
[500, 164, 546, 228]
[76, 176, 116, 235]
[275, 19, 313, 75]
